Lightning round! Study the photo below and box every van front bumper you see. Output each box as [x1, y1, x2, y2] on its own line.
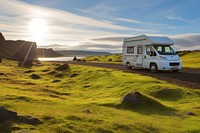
[157, 61, 182, 71]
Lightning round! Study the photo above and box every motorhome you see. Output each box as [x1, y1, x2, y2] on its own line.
[122, 35, 182, 72]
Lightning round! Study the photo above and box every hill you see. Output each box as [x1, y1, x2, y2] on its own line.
[180, 51, 200, 69]
[0, 60, 200, 132]
[37, 48, 63, 57]
[57, 50, 110, 57]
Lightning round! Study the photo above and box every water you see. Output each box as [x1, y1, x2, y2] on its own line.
[38, 56, 84, 61]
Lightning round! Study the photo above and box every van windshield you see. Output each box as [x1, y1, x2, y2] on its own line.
[153, 45, 177, 55]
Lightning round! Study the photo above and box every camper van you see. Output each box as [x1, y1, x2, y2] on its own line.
[122, 35, 182, 72]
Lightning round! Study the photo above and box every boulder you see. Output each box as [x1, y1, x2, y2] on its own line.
[30, 74, 41, 79]
[55, 73, 64, 78]
[18, 60, 33, 67]
[82, 109, 92, 114]
[52, 79, 61, 83]
[70, 73, 78, 78]
[187, 112, 196, 116]
[77, 59, 82, 62]
[0, 32, 5, 42]
[24, 70, 35, 73]
[19, 115, 42, 125]
[0, 72, 5, 76]
[0, 106, 18, 121]
[108, 58, 112, 62]
[73, 56, 77, 61]
[121, 91, 167, 110]
[122, 91, 143, 108]
[55, 63, 70, 71]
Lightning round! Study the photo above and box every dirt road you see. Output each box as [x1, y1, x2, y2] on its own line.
[68, 61, 200, 89]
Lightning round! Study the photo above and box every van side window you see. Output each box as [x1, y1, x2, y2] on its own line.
[137, 46, 142, 54]
[147, 46, 156, 56]
[146, 46, 151, 55]
[127, 47, 134, 53]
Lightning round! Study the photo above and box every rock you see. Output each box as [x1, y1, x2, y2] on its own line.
[187, 112, 196, 116]
[48, 71, 57, 75]
[55, 73, 64, 78]
[0, 72, 5, 76]
[52, 79, 61, 83]
[73, 56, 77, 61]
[11, 126, 22, 131]
[18, 60, 33, 67]
[108, 58, 112, 62]
[55, 63, 70, 71]
[30, 74, 41, 79]
[122, 91, 143, 108]
[82, 109, 92, 114]
[42, 69, 49, 72]
[77, 59, 82, 62]
[121, 91, 168, 111]
[24, 70, 35, 73]
[54, 63, 61, 66]
[19, 115, 42, 125]
[0, 32, 5, 42]
[0, 106, 18, 121]
[70, 73, 78, 78]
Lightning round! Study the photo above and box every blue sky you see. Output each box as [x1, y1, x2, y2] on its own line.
[0, 0, 200, 52]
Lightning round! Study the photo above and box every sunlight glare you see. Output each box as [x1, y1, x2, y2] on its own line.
[28, 18, 48, 44]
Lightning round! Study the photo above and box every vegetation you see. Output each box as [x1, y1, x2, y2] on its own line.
[180, 51, 200, 69]
[82, 54, 122, 63]
[0, 59, 200, 132]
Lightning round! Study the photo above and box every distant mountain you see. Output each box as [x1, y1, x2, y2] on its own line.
[37, 48, 63, 57]
[56, 50, 110, 57]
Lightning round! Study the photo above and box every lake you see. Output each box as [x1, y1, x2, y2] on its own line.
[38, 56, 84, 61]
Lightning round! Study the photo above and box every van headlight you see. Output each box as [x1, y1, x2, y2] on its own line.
[159, 56, 167, 60]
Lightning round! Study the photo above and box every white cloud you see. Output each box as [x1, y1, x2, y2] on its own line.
[0, 0, 157, 47]
[0, 0, 199, 52]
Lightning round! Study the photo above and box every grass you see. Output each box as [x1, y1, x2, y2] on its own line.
[180, 51, 200, 69]
[0, 59, 200, 132]
[82, 51, 200, 69]
[82, 54, 122, 63]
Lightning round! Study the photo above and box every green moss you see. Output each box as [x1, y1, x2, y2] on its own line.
[0, 59, 200, 132]
[181, 51, 200, 69]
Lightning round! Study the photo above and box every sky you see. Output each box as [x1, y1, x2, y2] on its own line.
[0, 0, 200, 52]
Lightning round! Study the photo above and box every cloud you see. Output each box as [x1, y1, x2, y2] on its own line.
[90, 36, 128, 42]
[0, 0, 156, 46]
[171, 34, 200, 50]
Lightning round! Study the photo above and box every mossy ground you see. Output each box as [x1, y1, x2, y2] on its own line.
[82, 54, 122, 64]
[180, 51, 200, 69]
[0, 59, 200, 133]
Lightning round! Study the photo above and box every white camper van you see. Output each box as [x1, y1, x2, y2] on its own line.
[122, 35, 182, 72]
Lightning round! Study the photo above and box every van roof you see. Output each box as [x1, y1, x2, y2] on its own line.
[124, 35, 174, 45]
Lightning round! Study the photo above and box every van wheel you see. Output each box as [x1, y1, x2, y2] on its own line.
[126, 62, 131, 69]
[150, 64, 158, 73]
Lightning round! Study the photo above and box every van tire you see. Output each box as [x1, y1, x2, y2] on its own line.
[150, 63, 158, 73]
[126, 62, 131, 69]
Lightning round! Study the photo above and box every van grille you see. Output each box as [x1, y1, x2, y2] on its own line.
[169, 62, 180, 66]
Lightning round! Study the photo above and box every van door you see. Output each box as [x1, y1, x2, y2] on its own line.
[143, 46, 156, 68]
[135, 46, 143, 67]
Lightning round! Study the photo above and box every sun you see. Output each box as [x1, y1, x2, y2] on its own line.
[28, 18, 48, 43]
